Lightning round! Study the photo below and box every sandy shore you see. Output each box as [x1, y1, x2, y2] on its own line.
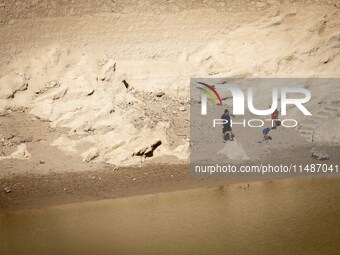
[2, 142, 339, 212]
[0, 163, 234, 212]
[0, 111, 339, 212]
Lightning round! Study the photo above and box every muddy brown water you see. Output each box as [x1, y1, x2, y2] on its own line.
[1, 179, 340, 255]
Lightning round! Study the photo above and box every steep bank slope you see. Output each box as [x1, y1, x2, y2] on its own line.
[0, 1, 339, 168]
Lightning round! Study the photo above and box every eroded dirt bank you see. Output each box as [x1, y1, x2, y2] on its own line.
[1, 0, 340, 210]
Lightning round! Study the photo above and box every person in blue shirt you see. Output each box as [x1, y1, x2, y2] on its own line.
[262, 127, 272, 142]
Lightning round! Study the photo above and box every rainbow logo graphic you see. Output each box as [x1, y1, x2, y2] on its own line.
[196, 82, 223, 105]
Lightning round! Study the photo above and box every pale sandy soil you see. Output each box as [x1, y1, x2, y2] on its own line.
[0, 0, 340, 210]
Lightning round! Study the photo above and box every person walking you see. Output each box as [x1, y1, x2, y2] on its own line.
[271, 108, 280, 129]
[221, 109, 233, 142]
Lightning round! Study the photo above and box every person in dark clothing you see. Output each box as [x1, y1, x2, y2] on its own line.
[221, 109, 233, 142]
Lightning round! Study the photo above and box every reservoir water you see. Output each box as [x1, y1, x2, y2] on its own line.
[1, 179, 340, 255]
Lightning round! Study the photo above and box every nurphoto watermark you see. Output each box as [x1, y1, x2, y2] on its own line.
[190, 78, 340, 179]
